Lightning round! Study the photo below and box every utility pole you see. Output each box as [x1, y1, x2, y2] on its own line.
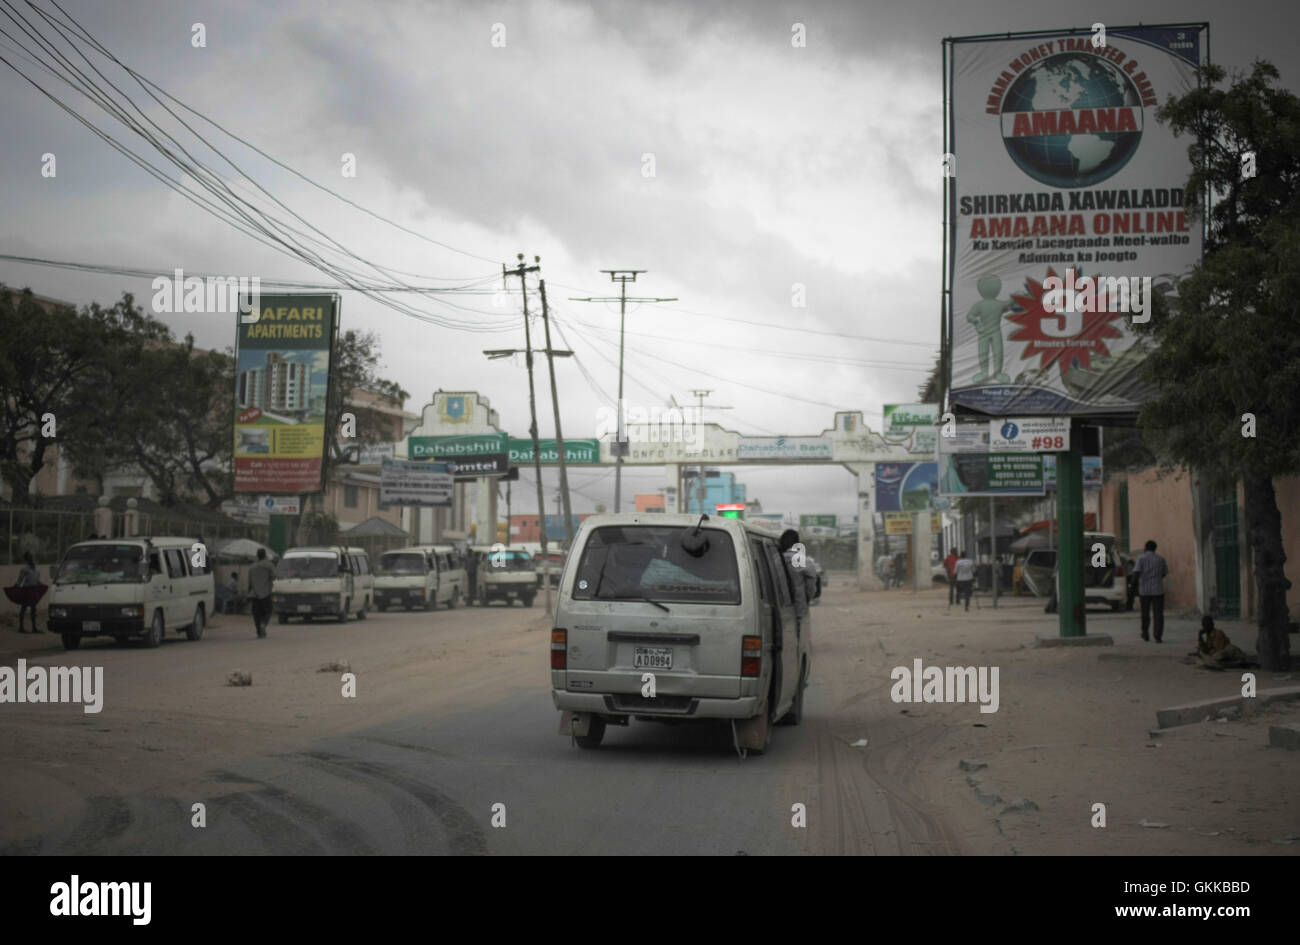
[687, 389, 731, 513]
[537, 278, 575, 550]
[501, 254, 551, 613]
[570, 271, 676, 512]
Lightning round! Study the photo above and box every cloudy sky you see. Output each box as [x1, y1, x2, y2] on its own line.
[3, 0, 1297, 519]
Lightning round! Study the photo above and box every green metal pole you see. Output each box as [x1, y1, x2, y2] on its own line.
[1056, 421, 1086, 636]
[268, 515, 289, 557]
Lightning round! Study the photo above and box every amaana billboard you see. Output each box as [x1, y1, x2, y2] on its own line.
[945, 25, 1206, 416]
[233, 294, 337, 494]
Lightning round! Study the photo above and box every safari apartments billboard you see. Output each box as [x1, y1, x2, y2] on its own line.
[944, 25, 1206, 416]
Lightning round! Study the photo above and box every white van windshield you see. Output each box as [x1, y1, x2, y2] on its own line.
[56, 544, 146, 584]
[378, 553, 428, 575]
[573, 525, 741, 605]
[276, 556, 338, 579]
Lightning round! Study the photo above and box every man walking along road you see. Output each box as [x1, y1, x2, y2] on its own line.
[248, 548, 275, 638]
[1132, 539, 1169, 642]
[953, 550, 975, 612]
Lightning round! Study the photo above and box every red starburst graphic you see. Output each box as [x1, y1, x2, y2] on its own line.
[1006, 267, 1127, 377]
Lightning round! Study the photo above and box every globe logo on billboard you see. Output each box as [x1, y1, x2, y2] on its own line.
[1000, 421, 1019, 440]
[1000, 53, 1143, 188]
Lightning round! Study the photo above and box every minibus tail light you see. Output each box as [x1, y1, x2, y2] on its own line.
[551, 629, 567, 670]
[741, 635, 762, 677]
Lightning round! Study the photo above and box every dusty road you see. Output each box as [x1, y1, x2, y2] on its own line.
[0, 578, 1296, 855]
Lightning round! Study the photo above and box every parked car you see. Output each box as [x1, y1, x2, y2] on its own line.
[47, 537, 214, 650]
[1040, 532, 1126, 612]
[551, 512, 811, 753]
[273, 546, 373, 623]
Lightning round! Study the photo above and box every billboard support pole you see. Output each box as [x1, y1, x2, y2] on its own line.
[1057, 420, 1086, 636]
[989, 495, 998, 608]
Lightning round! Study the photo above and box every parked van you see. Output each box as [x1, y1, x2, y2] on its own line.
[374, 545, 465, 611]
[550, 513, 811, 753]
[428, 544, 468, 604]
[1042, 532, 1126, 612]
[273, 546, 372, 623]
[468, 545, 538, 607]
[47, 537, 215, 650]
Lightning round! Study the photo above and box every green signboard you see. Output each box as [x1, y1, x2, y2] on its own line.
[987, 453, 1045, 492]
[799, 514, 837, 528]
[508, 438, 601, 465]
[409, 433, 507, 458]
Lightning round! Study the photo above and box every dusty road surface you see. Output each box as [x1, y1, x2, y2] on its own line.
[1, 578, 1296, 855]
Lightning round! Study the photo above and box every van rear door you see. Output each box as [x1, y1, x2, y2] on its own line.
[562, 524, 746, 703]
[755, 538, 799, 718]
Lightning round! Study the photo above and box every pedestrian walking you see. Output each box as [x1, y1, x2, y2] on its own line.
[248, 548, 275, 638]
[892, 552, 906, 589]
[16, 552, 43, 633]
[1132, 539, 1169, 642]
[944, 548, 959, 605]
[953, 550, 975, 611]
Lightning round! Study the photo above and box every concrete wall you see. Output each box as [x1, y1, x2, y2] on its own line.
[1122, 468, 1199, 613]
[1103, 469, 1300, 619]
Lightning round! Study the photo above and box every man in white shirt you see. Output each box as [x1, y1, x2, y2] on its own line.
[953, 550, 976, 611]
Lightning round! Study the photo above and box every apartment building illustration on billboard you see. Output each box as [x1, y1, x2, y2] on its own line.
[238, 352, 313, 420]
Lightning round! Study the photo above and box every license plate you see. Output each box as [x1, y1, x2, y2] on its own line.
[82, 620, 100, 632]
[633, 646, 672, 670]
[297, 604, 312, 612]
[507, 590, 518, 597]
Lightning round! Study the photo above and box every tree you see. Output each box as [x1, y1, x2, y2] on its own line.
[0, 288, 166, 505]
[1142, 61, 1300, 669]
[60, 296, 233, 508]
[917, 351, 943, 403]
[325, 329, 409, 464]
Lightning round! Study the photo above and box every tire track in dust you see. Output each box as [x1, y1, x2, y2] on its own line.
[861, 716, 972, 856]
[209, 769, 379, 855]
[296, 750, 487, 855]
[28, 795, 132, 855]
[812, 719, 876, 856]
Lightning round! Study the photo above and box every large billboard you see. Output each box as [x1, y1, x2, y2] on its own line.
[233, 294, 337, 494]
[945, 25, 1206, 416]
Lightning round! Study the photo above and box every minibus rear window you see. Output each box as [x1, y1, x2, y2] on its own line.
[573, 526, 740, 605]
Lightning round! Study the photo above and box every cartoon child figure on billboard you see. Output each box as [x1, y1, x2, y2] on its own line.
[967, 274, 1014, 384]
